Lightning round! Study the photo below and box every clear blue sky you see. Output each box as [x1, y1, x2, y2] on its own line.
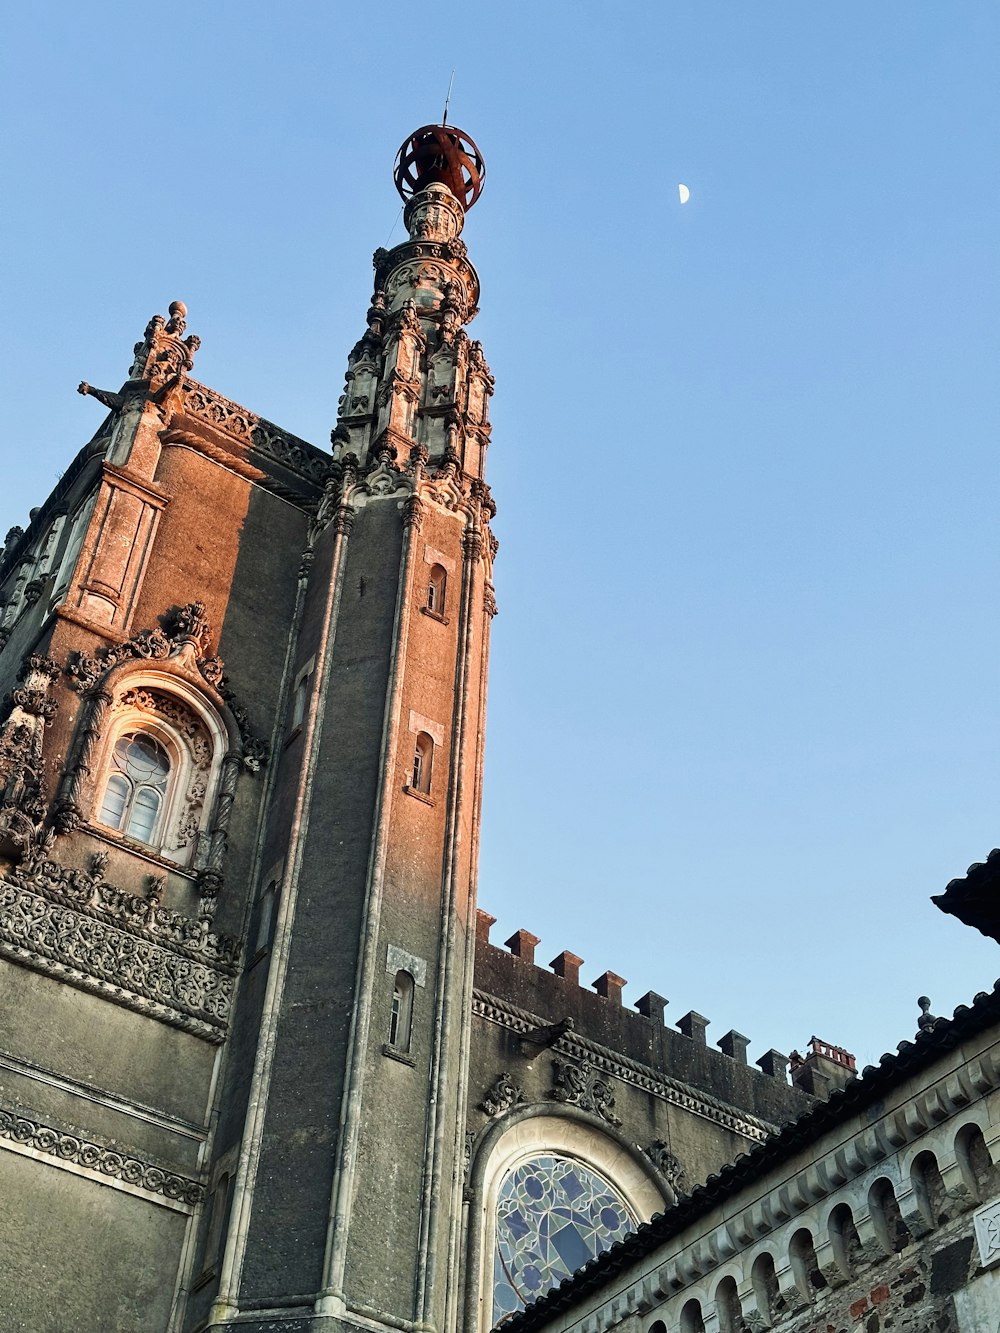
[3, 3, 999, 1070]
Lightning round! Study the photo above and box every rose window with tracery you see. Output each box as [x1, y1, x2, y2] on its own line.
[493, 1154, 635, 1323]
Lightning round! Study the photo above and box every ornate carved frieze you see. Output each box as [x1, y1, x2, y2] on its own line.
[0, 850, 239, 1042]
[0, 1103, 204, 1211]
[179, 380, 330, 487]
[550, 1055, 623, 1127]
[480, 1072, 525, 1118]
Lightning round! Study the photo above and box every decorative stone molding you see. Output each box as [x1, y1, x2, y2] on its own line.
[551, 1056, 622, 1127]
[0, 654, 61, 860]
[0, 848, 239, 1042]
[473, 989, 777, 1144]
[974, 1196, 1000, 1268]
[177, 380, 330, 486]
[79, 300, 201, 423]
[0, 1103, 204, 1212]
[508, 1039, 1000, 1333]
[481, 1073, 525, 1118]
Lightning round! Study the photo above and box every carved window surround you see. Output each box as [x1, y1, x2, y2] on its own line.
[0, 1102, 204, 1214]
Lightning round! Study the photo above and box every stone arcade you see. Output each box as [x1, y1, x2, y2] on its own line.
[0, 126, 997, 1333]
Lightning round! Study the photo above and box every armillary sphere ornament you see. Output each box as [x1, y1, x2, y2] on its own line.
[393, 124, 486, 212]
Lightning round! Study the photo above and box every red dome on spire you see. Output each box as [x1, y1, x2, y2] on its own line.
[393, 124, 485, 212]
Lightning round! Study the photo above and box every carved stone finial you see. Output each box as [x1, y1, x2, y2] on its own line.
[917, 995, 937, 1031]
[165, 301, 188, 335]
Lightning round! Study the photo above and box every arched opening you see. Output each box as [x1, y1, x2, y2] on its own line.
[411, 732, 433, 795]
[472, 1112, 666, 1333]
[389, 970, 415, 1051]
[427, 563, 447, 615]
[955, 1121, 998, 1200]
[647, 1321, 667, 1333]
[750, 1251, 780, 1327]
[715, 1275, 742, 1332]
[789, 1227, 826, 1302]
[679, 1297, 705, 1333]
[492, 1153, 635, 1322]
[828, 1201, 862, 1279]
[869, 1178, 911, 1255]
[911, 1149, 948, 1228]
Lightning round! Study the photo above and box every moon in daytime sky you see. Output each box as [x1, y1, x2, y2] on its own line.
[678, 183, 690, 204]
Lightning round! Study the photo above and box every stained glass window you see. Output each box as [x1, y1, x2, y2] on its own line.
[493, 1154, 635, 1322]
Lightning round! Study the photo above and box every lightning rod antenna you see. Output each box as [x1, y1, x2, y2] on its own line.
[442, 69, 455, 125]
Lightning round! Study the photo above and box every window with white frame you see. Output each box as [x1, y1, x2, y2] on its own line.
[98, 732, 171, 842]
[91, 679, 224, 867]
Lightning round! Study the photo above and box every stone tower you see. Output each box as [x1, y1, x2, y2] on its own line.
[196, 123, 498, 1333]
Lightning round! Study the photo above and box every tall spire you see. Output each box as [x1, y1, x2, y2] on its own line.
[332, 123, 494, 482]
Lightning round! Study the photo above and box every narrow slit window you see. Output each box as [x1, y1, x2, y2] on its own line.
[411, 732, 433, 794]
[427, 564, 447, 615]
[389, 970, 415, 1051]
[291, 671, 310, 730]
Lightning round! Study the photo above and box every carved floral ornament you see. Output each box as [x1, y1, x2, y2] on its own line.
[549, 1055, 623, 1127]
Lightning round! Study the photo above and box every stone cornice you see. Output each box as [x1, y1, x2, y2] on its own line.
[0, 1102, 204, 1213]
[472, 989, 777, 1144]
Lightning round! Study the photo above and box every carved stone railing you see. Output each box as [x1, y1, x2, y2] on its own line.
[179, 379, 331, 488]
[0, 856, 240, 1043]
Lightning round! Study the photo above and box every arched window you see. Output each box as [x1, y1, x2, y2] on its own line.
[715, 1276, 742, 1332]
[679, 1298, 705, 1333]
[493, 1154, 635, 1323]
[98, 732, 170, 843]
[869, 1178, 911, 1255]
[427, 564, 447, 615]
[411, 732, 433, 795]
[955, 1121, 998, 1200]
[789, 1227, 825, 1302]
[750, 1251, 780, 1327]
[911, 1150, 947, 1229]
[828, 1201, 862, 1279]
[389, 970, 415, 1051]
[87, 678, 226, 868]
